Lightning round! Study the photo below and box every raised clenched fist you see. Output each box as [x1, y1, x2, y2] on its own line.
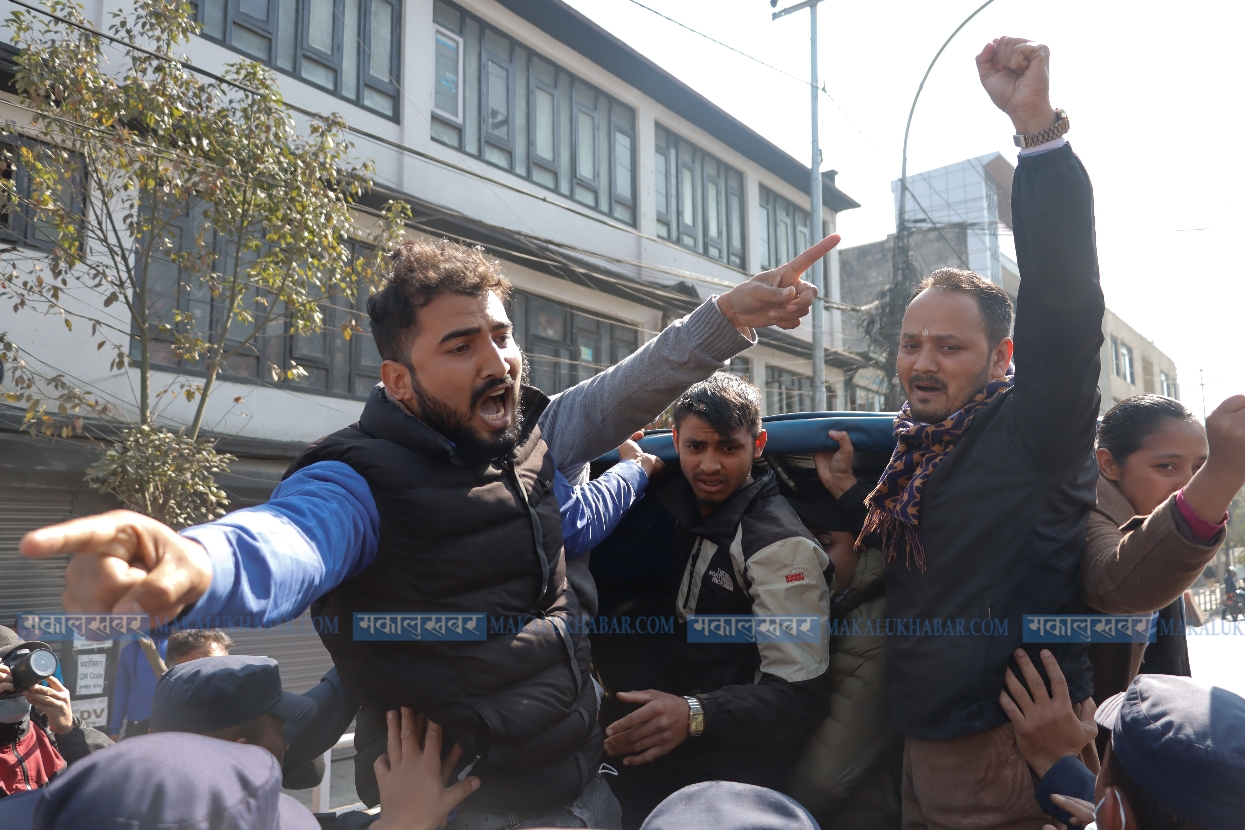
[975, 37, 1058, 137]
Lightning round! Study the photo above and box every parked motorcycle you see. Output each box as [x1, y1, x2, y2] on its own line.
[1221, 589, 1245, 622]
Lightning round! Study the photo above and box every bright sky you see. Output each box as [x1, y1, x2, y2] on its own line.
[564, 0, 1244, 416]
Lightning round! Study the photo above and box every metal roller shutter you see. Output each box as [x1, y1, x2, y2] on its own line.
[225, 613, 335, 694]
[0, 489, 75, 626]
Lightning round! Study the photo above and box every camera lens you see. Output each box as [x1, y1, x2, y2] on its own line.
[28, 650, 57, 679]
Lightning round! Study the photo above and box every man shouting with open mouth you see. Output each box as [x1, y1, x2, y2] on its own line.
[19, 232, 836, 830]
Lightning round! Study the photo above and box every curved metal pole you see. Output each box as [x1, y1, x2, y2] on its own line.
[896, 0, 998, 234]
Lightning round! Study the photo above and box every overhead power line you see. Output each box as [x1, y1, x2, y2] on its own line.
[621, 0, 870, 141]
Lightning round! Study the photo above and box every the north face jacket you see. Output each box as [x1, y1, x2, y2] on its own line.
[655, 470, 835, 755]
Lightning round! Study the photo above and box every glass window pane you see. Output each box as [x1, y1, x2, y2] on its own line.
[483, 28, 509, 58]
[576, 109, 595, 180]
[363, 86, 395, 115]
[759, 203, 770, 268]
[232, 24, 271, 60]
[239, 0, 268, 19]
[302, 57, 337, 90]
[613, 130, 632, 201]
[202, 0, 226, 38]
[706, 179, 719, 239]
[434, 31, 460, 118]
[729, 191, 742, 245]
[342, 0, 359, 99]
[432, 0, 460, 32]
[308, 0, 334, 53]
[534, 88, 555, 160]
[530, 297, 567, 341]
[533, 56, 556, 86]
[654, 151, 667, 215]
[277, 0, 296, 68]
[680, 165, 694, 228]
[486, 61, 509, 140]
[369, 0, 393, 79]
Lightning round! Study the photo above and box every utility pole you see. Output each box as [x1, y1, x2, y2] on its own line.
[772, 0, 827, 410]
[1200, 368, 1208, 421]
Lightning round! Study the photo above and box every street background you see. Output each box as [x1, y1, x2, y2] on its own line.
[566, 0, 1245, 415]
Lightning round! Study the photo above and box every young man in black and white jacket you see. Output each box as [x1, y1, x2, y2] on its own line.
[603, 373, 834, 826]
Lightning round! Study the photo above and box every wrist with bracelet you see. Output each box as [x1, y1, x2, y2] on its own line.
[1014, 108, 1069, 148]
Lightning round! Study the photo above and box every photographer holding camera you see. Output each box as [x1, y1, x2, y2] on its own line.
[0, 626, 111, 797]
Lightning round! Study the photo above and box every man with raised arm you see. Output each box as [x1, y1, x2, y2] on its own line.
[18, 235, 834, 829]
[859, 38, 1104, 827]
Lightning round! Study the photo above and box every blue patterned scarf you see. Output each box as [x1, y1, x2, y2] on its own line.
[856, 371, 1014, 571]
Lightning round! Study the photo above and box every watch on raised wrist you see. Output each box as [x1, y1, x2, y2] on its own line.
[684, 696, 705, 737]
[1013, 108, 1069, 148]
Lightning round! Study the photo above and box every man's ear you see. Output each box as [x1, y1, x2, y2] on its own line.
[1096, 448, 1122, 481]
[753, 429, 768, 459]
[380, 359, 413, 403]
[1096, 787, 1129, 830]
[991, 337, 1014, 379]
[671, 428, 679, 457]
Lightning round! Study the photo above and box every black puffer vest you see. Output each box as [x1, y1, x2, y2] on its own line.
[286, 386, 600, 813]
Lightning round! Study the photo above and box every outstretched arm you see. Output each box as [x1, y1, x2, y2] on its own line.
[557, 434, 664, 558]
[540, 236, 839, 477]
[977, 38, 1105, 467]
[20, 461, 379, 622]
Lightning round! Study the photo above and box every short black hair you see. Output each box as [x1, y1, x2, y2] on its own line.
[1098, 394, 1198, 464]
[166, 629, 233, 664]
[1104, 743, 1206, 830]
[671, 372, 762, 439]
[908, 267, 1014, 347]
[366, 239, 512, 363]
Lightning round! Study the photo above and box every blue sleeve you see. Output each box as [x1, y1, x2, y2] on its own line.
[1034, 755, 1097, 825]
[108, 645, 133, 734]
[179, 461, 380, 627]
[556, 461, 649, 560]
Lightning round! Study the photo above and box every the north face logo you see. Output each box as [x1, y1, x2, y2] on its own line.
[785, 564, 806, 584]
[710, 568, 734, 591]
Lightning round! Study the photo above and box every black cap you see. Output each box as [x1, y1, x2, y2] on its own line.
[0, 625, 54, 663]
[1095, 675, 1245, 830]
[14, 732, 319, 830]
[150, 655, 317, 734]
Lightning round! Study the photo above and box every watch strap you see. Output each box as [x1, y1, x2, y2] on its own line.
[684, 695, 705, 737]
[1014, 109, 1069, 148]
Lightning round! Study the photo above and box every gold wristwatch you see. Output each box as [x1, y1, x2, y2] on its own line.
[1013, 108, 1069, 148]
[684, 696, 705, 737]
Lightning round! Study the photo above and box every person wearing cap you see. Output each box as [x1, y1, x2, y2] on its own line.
[149, 654, 318, 767]
[0, 626, 112, 798]
[639, 781, 822, 830]
[0, 708, 479, 830]
[602, 373, 835, 826]
[1002, 648, 1245, 830]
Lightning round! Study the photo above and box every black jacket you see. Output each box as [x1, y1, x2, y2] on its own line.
[885, 144, 1104, 740]
[288, 386, 598, 814]
[638, 472, 835, 771]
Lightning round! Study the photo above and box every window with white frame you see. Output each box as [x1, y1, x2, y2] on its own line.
[758, 185, 810, 271]
[197, 0, 401, 118]
[654, 124, 745, 268]
[1119, 343, 1135, 385]
[1160, 371, 1177, 399]
[430, 0, 636, 225]
[766, 366, 814, 415]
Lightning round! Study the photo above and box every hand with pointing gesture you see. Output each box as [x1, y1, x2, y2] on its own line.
[20, 510, 212, 619]
[716, 234, 839, 333]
